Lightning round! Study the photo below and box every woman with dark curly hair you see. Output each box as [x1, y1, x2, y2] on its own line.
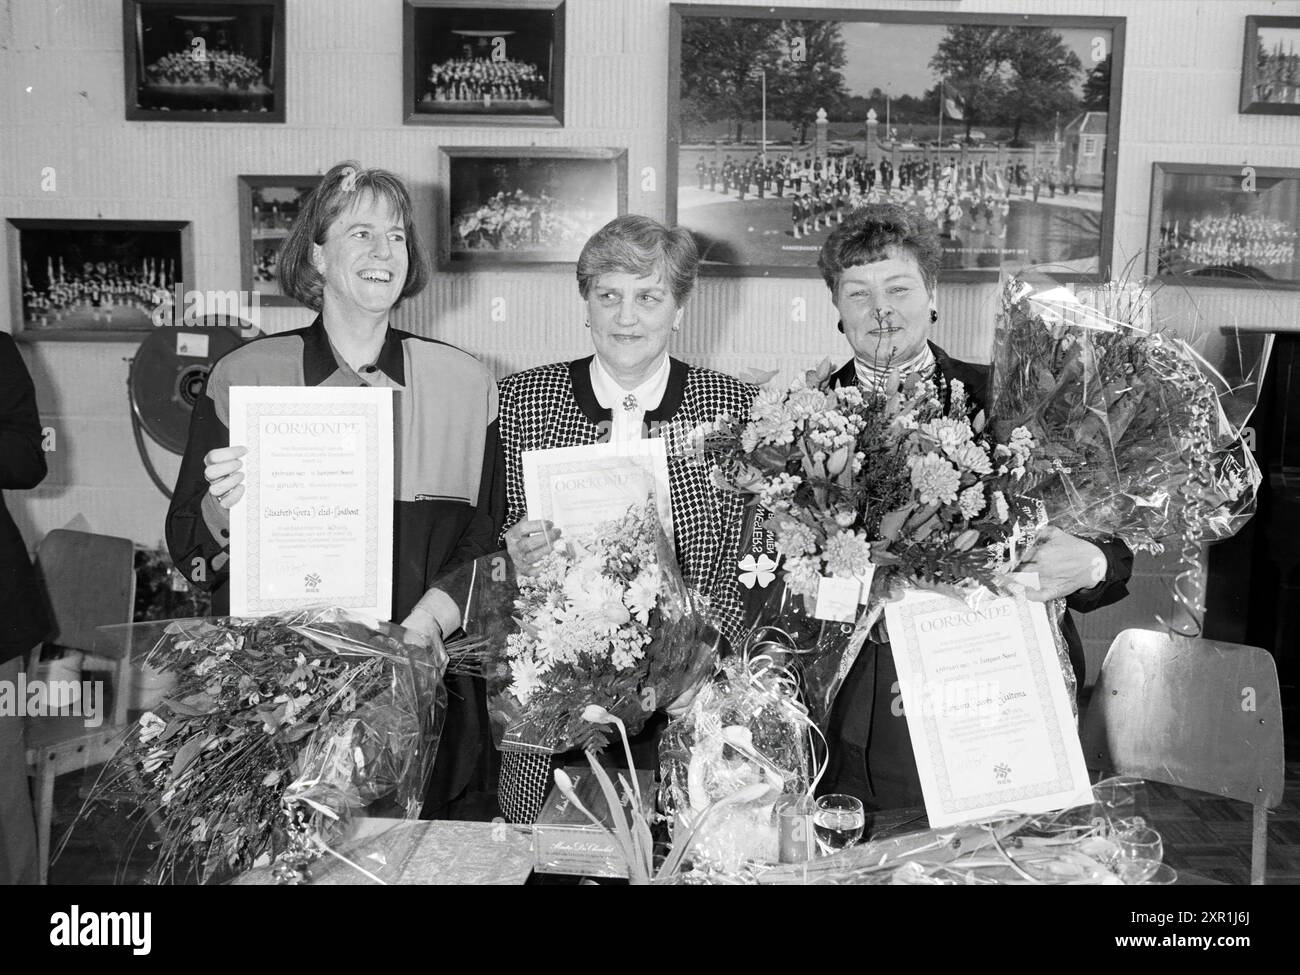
[813, 202, 1134, 810]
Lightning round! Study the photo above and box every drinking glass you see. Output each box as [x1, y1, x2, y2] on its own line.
[1115, 826, 1164, 883]
[813, 794, 865, 854]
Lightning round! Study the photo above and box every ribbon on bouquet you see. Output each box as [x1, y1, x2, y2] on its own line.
[738, 627, 832, 796]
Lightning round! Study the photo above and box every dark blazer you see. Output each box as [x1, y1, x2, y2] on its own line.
[0, 334, 52, 664]
[819, 342, 1133, 810]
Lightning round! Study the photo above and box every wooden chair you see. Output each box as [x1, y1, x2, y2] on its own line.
[1079, 628, 1285, 885]
[24, 529, 136, 885]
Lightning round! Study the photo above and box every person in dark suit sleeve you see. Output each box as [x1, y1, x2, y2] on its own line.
[812, 203, 1133, 811]
[0, 331, 52, 884]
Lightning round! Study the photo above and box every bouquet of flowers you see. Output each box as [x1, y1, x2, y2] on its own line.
[697, 361, 1035, 722]
[443, 500, 720, 757]
[988, 272, 1270, 627]
[74, 607, 447, 885]
[659, 648, 820, 874]
[990, 273, 1266, 548]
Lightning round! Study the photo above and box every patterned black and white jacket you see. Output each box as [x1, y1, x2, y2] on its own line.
[498, 356, 756, 648]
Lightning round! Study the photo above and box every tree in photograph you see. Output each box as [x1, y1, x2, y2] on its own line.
[1255, 33, 1300, 102]
[928, 24, 1010, 143]
[770, 20, 850, 144]
[997, 28, 1082, 146]
[1081, 53, 1111, 110]
[681, 18, 783, 142]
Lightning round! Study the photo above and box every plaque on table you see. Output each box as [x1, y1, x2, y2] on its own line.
[533, 766, 656, 879]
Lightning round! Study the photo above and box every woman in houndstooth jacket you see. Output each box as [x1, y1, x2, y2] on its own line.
[494, 214, 756, 822]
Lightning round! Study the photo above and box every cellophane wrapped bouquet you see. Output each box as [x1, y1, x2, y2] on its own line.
[77, 607, 447, 885]
[659, 647, 819, 874]
[988, 272, 1270, 627]
[442, 500, 721, 757]
[695, 360, 1036, 724]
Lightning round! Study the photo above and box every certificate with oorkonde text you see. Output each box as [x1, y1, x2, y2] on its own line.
[521, 439, 674, 546]
[884, 589, 1092, 827]
[228, 386, 393, 620]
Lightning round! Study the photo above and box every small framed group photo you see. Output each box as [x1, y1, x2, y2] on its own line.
[436, 148, 626, 269]
[403, 0, 566, 126]
[668, 5, 1125, 280]
[1148, 162, 1300, 290]
[1239, 15, 1300, 115]
[123, 0, 286, 122]
[237, 175, 322, 305]
[7, 218, 193, 340]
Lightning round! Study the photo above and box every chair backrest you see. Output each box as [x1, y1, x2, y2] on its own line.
[1079, 628, 1285, 808]
[35, 528, 136, 658]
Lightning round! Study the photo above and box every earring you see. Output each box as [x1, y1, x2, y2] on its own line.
[672, 324, 680, 332]
[583, 319, 590, 328]
[929, 309, 938, 324]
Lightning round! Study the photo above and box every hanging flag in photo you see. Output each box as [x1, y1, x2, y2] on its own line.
[944, 93, 965, 121]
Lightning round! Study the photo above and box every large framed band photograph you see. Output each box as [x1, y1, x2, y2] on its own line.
[667, 5, 1125, 280]
[403, 0, 566, 127]
[1148, 162, 1300, 291]
[6, 218, 193, 341]
[238, 175, 322, 305]
[436, 147, 627, 269]
[1239, 15, 1300, 116]
[123, 0, 286, 123]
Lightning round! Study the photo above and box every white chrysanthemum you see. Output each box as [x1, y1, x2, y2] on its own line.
[824, 530, 872, 577]
[782, 554, 823, 600]
[624, 568, 660, 625]
[509, 653, 545, 706]
[908, 452, 961, 505]
[562, 566, 630, 631]
[750, 385, 788, 423]
[946, 441, 994, 476]
[740, 424, 761, 453]
[754, 415, 796, 445]
[785, 386, 828, 422]
[920, 417, 971, 451]
[775, 520, 817, 559]
[959, 484, 987, 520]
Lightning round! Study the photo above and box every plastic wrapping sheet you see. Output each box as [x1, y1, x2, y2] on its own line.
[660, 653, 820, 874]
[988, 271, 1270, 551]
[757, 776, 1167, 885]
[73, 607, 446, 884]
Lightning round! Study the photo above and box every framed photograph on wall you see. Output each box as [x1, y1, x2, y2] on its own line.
[668, 5, 1126, 280]
[238, 175, 321, 305]
[123, 0, 286, 122]
[6, 219, 193, 340]
[404, 0, 565, 126]
[1239, 15, 1300, 115]
[436, 148, 627, 269]
[1147, 162, 1300, 290]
